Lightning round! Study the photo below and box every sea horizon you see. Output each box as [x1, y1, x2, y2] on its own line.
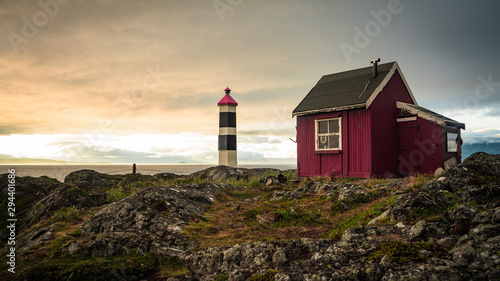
[0, 163, 297, 182]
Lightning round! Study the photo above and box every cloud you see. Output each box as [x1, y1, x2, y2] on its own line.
[462, 129, 500, 144]
[484, 107, 500, 117]
[1, 1, 499, 164]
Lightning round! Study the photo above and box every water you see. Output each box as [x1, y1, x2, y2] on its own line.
[0, 164, 297, 182]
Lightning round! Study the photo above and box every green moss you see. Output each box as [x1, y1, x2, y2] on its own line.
[49, 235, 75, 258]
[250, 270, 279, 281]
[243, 209, 260, 220]
[329, 197, 395, 241]
[214, 275, 229, 281]
[272, 209, 324, 227]
[468, 169, 500, 186]
[18, 248, 185, 281]
[158, 256, 189, 278]
[66, 186, 90, 201]
[369, 241, 446, 264]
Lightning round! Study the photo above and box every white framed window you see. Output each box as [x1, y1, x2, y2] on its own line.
[315, 117, 342, 151]
[447, 133, 458, 152]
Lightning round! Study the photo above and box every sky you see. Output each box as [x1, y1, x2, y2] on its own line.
[1, 0, 499, 164]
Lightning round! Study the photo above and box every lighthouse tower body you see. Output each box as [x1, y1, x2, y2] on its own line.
[218, 87, 238, 167]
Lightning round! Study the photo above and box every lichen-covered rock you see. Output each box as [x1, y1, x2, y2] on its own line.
[389, 187, 448, 221]
[154, 172, 180, 180]
[459, 183, 500, 205]
[270, 182, 376, 202]
[27, 185, 95, 224]
[187, 165, 280, 182]
[0, 174, 63, 240]
[338, 184, 368, 201]
[73, 183, 233, 258]
[64, 169, 122, 190]
[17, 223, 57, 252]
[459, 152, 500, 175]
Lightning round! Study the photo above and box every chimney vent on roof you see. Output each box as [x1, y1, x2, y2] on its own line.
[370, 58, 381, 78]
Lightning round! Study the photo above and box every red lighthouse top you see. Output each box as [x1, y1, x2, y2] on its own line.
[217, 87, 238, 106]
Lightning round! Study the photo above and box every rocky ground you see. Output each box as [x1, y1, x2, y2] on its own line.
[1, 152, 499, 280]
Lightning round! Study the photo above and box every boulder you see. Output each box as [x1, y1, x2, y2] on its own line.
[459, 152, 500, 175]
[73, 183, 233, 258]
[443, 157, 458, 170]
[187, 165, 280, 182]
[64, 169, 122, 190]
[338, 184, 368, 201]
[27, 185, 95, 224]
[0, 174, 64, 240]
[389, 187, 448, 221]
[154, 172, 180, 180]
[434, 167, 444, 177]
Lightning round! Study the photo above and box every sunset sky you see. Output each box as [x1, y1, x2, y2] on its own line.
[1, 0, 499, 164]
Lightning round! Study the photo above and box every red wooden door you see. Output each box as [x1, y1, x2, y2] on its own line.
[398, 121, 422, 175]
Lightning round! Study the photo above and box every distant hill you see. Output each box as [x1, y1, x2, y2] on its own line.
[462, 142, 500, 159]
[0, 158, 72, 164]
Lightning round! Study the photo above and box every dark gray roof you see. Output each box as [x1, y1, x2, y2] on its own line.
[293, 62, 412, 116]
[397, 102, 465, 129]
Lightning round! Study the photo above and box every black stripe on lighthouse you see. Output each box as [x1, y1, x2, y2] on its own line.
[218, 135, 236, 150]
[219, 112, 236, 127]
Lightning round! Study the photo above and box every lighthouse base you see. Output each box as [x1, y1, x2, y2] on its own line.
[218, 150, 237, 167]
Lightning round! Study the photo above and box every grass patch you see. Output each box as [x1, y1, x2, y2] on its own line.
[404, 173, 436, 191]
[362, 178, 393, 188]
[52, 206, 84, 223]
[106, 187, 130, 202]
[330, 176, 363, 183]
[184, 182, 396, 247]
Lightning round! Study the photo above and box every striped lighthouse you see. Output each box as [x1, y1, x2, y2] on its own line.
[218, 87, 238, 167]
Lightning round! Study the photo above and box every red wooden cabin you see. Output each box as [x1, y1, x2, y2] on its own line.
[292, 61, 465, 178]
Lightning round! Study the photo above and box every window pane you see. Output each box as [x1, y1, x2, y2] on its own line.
[329, 119, 339, 133]
[447, 133, 458, 152]
[318, 121, 328, 134]
[329, 135, 340, 149]
[318, 135, 328, 149]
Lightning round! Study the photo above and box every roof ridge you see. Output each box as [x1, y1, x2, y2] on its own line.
[319, 61, 397, 80]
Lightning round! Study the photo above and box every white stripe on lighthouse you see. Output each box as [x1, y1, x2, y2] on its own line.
[219, 127, 237, 135]
[218, 105, 236, 112]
